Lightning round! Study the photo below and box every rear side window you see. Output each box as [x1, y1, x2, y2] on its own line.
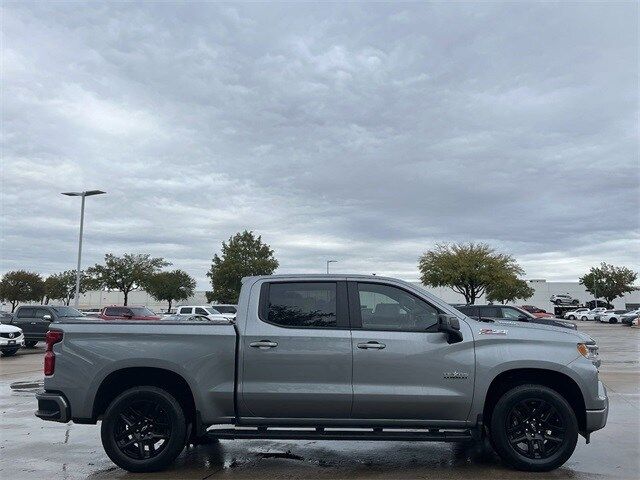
[104, 307, 127, 316]
[178, 307, 192, 314]
[479, 306, 500, 318]
[17, 307, 35, 318]
[456, 305, 478, 317]
[263, 282, 338, 328]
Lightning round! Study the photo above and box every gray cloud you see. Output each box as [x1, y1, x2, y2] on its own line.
[1, 2, 638, 288]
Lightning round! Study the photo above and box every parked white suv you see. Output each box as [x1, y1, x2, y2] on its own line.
[564, 308, 590, 320]
[175, 305, 233, 322]
[550, 294, 579, 306]
[0, 323, 24, 357]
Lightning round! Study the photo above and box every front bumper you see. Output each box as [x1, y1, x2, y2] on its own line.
[585, 380, 609, 432]
[35, 391, 70, 423]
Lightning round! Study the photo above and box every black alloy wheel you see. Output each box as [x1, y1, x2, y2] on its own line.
[505, 398, 565, 460]
[114, 399, 172, 460]
[101, 386, 187, 472]
[489, 384, 578, 472]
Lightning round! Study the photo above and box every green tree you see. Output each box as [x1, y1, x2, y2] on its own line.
[86, 253, 170, 305]
[418, 242, 525, 305]
[0, 270, 46, 312]
[44, 274, 67, 304]
[206, 230, 279, 304]
[144, 270, 196, 312]
[485, 275, 535, 304]
[44, 270, 88, 305]
[579, 263, 638, 304]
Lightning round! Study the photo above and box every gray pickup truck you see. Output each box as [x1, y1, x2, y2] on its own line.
[36, 275, 608, 473]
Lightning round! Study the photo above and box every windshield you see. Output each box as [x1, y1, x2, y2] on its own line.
[51, 306, 84, 317]
[129, 307, 156, 316]
[214, 306, 237, 314]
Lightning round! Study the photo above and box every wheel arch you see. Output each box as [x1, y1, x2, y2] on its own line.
[482, 368, 586, 433]
[92, 367, 197, 427]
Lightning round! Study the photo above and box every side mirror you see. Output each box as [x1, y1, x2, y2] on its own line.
[438, 314, 463, 344]
[43, 314, 52, 321]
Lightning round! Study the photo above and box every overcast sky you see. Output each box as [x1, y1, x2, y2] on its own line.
[1, 2, 638, 289]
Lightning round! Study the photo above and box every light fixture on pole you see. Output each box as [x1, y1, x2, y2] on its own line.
[61, 190, 106, 307]
[326, 260, 337, 274]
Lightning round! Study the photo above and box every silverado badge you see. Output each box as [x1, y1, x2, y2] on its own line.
[479, 328, 508, 335]
[443, 371, 469, 379]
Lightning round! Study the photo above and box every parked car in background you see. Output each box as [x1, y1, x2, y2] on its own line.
[564, 308, 590, 320]
[211, 304, 237, 319]
[520, 305, 554, 318]
[36, 274, 607, 473]
[585, 300, 613, 310]
[80, 308, 102, 317]
[12, 305, 84, 347]
[581, 308, 608, 321]
[161, 314, 231, 324]
[0, 322, 24, 356]
[175, 305, 233, 322]
[98, 306, 160, 321]
[455, 304, 577, 330]
[550, 294, 579, 306]
[595, 310, 628, 324]
[621, 309, 640, 325]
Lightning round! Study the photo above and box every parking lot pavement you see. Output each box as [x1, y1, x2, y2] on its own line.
[1, 323, 638, 480]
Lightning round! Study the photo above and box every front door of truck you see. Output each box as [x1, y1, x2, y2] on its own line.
[349, 281, 475, 422]
[240, 280, 352, 419]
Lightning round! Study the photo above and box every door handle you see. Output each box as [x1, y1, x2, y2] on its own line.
[249, 340, 278, 349]
[31, 322, 37, 325]
[357, 341, 386, 350]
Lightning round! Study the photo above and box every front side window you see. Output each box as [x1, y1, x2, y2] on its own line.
[52, 306, 83, 317]
[357, 283, 439, 331]
[195, 307, 208, 315]
[215, 306, 237, 314]
[266, 282, 337, 328]
[104, 307, 127, 316]
[129, 307, 154, 316]
[34, 308, 49, 319]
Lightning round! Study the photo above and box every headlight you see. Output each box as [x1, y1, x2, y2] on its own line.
[578, 342, 600, 367]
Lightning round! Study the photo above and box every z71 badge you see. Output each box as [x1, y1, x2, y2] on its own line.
[479, 328, 508, 335]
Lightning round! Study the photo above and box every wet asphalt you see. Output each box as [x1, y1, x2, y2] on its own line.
[0, 322, 638, 479]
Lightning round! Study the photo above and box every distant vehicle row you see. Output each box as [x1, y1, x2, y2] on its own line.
[563, 307, 640, 324]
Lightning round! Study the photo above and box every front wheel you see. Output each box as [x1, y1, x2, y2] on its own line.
[581, 316, 588, 321]
[567, 315, 576, 320]
[609, 318, 617, 324]
[489, 384, 578, 471]
[1, 348, 19, 357]
[101, 386, 187, 472]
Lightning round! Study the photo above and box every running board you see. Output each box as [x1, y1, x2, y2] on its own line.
[206, 427, 473, 442]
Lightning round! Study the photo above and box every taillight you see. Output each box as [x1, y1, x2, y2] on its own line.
[44, 330, 63, 376]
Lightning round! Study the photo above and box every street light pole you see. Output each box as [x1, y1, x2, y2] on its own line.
[326, 260, 337, 274]
[62, 190, 106, 308]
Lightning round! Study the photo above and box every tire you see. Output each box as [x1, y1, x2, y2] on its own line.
[489, 384, 578, 472]
[100, 386, 187, 472]
[568, 315, 576, 320]
[609, 318, 617, 324]
[25, 341, 38, 348]
[581, 316, 587, 321]
[1, 348, 19, 357]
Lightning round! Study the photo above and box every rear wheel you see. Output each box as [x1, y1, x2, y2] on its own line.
[567, 315, 576, 320]
[1, 348, 19, 357]
[609, 318, 617, 324]
[101, 386, 187, 472]
[581, 316, 588, 321]
[489, 384, 578, 471]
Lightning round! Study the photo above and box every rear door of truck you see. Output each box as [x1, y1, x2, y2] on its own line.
[240, 279, 352, 419]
